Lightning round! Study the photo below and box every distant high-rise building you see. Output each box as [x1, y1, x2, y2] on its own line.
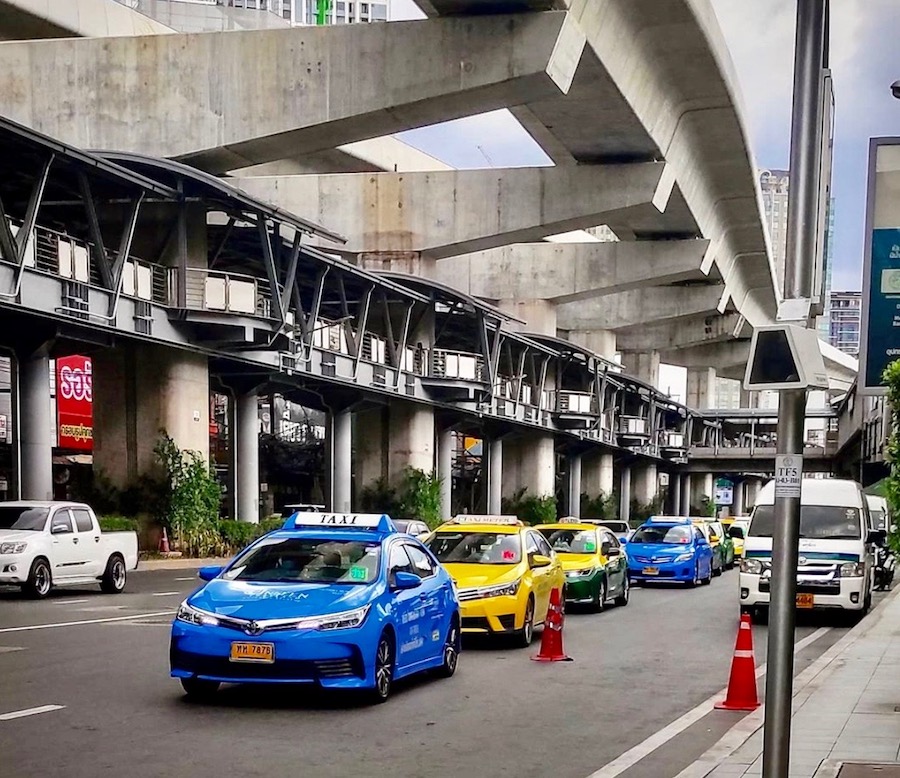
[293, 0, 390, 23]
[829, 291, 862, 356]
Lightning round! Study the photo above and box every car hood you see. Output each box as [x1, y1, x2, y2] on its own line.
[442, 563, 523, 588]
[557, 554, 600, 571]
[628, 543, 692, 559]
[187, 579, 377, 620]
[0, 530, 40, 544]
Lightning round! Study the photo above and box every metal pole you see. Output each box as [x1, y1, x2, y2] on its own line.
[762, 2, 828, 776]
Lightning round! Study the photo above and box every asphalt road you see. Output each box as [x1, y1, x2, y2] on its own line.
[0, 567, 878, 778]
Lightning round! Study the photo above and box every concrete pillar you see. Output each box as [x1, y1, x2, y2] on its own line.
[488, 438, 503, 515]
[93, 344, 210, 491]
[686, 367, 717, 410]
[569, 329, 617, 361]
[354, 402, 435, 493]
[619, 465, 632, 522]
[354, 407, 387, 491]
[632, 463, 658, 508]
[567, 453, 582, 518]
[497, 299, 557, 336]
[732, 480, 745, 517]
[622, 350, 660, 388]
[739, 388, 759, 409]
[438, 429, 454, 521]
[690, 473, 713, 513]
[502, 433, 555, 498]
[669, 472, 682, 515]
[19, 353, 53, 500]
[329, 409, 352, 514]
[745, 480, 760, 511]
[582, 452, 615, 498]
[680, 474, 691, 516]
[236, 391, 259, 524]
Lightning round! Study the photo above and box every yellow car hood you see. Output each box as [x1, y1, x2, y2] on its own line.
[557, 554, 598, 572]
[443, 563, 523, 588]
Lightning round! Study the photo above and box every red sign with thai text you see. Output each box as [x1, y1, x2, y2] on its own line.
[57, 356, 93, 451]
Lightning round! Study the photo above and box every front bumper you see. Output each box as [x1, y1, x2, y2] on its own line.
[169, 617, 381, 689]
[628, 558, 695, 583]
[739, 573, 867, 611]
[563, 572, 601, 603]
[0, 554, 28, 585]
[458, 594, 523, 634]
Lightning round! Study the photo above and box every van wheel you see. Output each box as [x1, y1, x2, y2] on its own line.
[100, 554, 127, 594]
[24, 558, 52, 599]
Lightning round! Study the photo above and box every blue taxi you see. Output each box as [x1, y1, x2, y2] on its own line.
[170, 513, 460, 703]
[626, 516, 713, 586]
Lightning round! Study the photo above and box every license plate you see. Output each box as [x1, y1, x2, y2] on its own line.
[642, 566, 659, 576]
[229, 642, 274, 663]
[796, 593, 814, 609]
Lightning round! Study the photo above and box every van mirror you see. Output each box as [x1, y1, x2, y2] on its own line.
[866, 529, 887, 547]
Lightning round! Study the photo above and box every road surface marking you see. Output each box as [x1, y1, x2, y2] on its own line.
[52, 599, 89, 605]
[175, 577, 196, 582]
[0, 646, 25, 654]
[584, 627, 830, 778]
[151, 592, 180, 597]
[0, 612, 174, 634]
[0, 705, 65, 721]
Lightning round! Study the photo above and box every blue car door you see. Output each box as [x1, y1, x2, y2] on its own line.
[694, 527, 712, 577]
[403, 542, 449, 663]
[386, 543, 423, 671]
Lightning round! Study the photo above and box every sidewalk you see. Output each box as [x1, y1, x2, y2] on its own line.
[680, 587, 900, 778]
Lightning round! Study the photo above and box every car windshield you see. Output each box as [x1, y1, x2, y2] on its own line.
[749, 505, 862, 540]
[0, 507, 49, 531]
[426, 532, 522, 564]
[222, 537, 381, 584]
[631, 525, 693, 544]
[539, 529, 598, 554]
[600, 522, 629, 534]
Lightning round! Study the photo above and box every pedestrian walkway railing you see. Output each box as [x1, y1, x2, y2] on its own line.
[554, 390, 598, 415]
[177, 267, 273, 318]
[430, 349, 485, 382]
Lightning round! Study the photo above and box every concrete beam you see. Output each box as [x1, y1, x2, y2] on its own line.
[663, 341, 751, 372]
[0, 0, 172, 40]
[439, 239, 710, 302]
[613, 311, 745, 352]
[237, 162, 673, 258]
[0, 13, 583, 173]
[415, 1, 566, 14]
[556, 284, 728, 332]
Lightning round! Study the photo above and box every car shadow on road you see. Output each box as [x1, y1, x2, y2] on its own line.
[0, 586, 100, 601]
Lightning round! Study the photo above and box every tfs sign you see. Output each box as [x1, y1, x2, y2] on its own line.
[57, 356, 93, 451]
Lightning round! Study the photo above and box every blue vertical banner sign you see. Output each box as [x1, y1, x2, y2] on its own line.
[864, 228, 900, 388]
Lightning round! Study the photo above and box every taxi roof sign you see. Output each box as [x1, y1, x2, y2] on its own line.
[283, 512, 396, 534]
[646, 515, 691, 525]
[450, 514, 521, 525]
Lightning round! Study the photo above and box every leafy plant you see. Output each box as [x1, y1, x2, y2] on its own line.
[630, 496, 664, 523]
[881, 361, 900, 555]
[502, 488, 557, 524]
[581, 491, 615, 520]
[98, 515, 139, 533]
[398, 468, 443, 527]
[359, 476, 402, 516]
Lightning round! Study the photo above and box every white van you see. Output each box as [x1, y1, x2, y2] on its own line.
[866, 495, 890, 531]
[739, 478, 878, 618]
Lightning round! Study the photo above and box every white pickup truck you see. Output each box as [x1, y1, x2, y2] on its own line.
[0, 501, 139, 598]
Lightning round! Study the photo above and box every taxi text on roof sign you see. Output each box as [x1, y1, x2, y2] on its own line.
[283, 513, 396, 533]
[451, 515, 521, 525]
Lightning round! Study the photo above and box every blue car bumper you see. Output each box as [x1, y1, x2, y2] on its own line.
[628, 559, 695, 583]
[170, 617, 383, 690]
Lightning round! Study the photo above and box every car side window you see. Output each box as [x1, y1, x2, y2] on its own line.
[694, 528, 705, 543]
[532, 532, 553, 558]
[404, 544, 436, 578]
[603, 531, 620, 549]
[50, 510, 74, 534]
[388, 544, 414, 585]
[71, 509, 93, 533]
[524, 532, 540, 559]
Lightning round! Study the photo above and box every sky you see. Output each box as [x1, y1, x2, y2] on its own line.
[390, 0, 900, 293]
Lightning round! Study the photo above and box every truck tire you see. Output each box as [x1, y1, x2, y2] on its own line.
[100, 554, 127, 594]
[24, 558, 52, 599]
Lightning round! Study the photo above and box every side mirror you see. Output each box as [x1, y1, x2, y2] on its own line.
[607, 547, 621, 558]
[728, 526, 745, 540]
[198, 565, 223, 582]
[392, 571, 422, 590]
[51, 523, 69, 534]
[531, 554, 552, 569]
[866, 529, 887, 547]
[709, 535, 719, 544]
[600, 541, 611, 556]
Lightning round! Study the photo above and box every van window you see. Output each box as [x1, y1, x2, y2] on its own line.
[749, 506, 862, 540]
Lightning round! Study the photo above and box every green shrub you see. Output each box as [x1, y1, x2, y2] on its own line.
[581, 491, 615, 519]
[502, 488, 557, 524]
[359, 477, 401, 516]
[98, 515, 139, 533]
[882, 361, 900, 555]
[398, 467, 443, 528]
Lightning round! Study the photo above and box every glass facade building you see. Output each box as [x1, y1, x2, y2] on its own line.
[828, 291, 862, 356]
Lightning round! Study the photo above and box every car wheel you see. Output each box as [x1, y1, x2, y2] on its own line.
[434, 617, 460, 679]
[180, 678, 220, 701]
[593, 579, 607, 613]
[701, 566, 712, 586]
[25, 558, 52, 599]
[687, 563, 699, 588]
[614, 575, 630, 607]
[713, 558, 723, 577]
[367, 632, 395, 704]
[515, 597, 535, 648]
[100, 554, 127, 594]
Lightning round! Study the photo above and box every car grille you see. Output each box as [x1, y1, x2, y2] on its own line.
[457, 589, 484, 602]
[461, 616, 491, 631]
[760, 580, 841, 596]
[170, 646, 361, 681]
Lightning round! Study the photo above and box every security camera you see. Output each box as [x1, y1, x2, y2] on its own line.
[892, 80, 900, 100]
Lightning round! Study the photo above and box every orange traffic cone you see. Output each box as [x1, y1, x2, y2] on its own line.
[715, 613, 760, 711]
[158, 527, 170, 554]
[531, 587, 573, 662]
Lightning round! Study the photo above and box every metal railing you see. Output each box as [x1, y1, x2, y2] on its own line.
[554, 390, 597, 415]
[619, 415, 648, 436]
[430, 349, 485, 382]
[178, 267, 272, 318]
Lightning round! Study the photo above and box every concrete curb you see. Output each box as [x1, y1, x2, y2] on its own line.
[675, 586, 900, 778]
[136, 557, 231, 572]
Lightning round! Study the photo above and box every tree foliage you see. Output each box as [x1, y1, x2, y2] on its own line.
[882, 361, 900, 554]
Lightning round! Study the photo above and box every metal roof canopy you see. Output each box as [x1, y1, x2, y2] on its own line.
[94, 150, 346, 245]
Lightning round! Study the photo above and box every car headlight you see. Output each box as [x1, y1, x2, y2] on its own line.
[674, 553, 694, 563]
[297, 605, 371, 631]
[741, 558, 762, 574]
[461, 579, 522, 599]
[176, 601, 221, 627]
[0, 542, 27, 554]
[840, 562, 866, 577]
[565, 568, 596, 578]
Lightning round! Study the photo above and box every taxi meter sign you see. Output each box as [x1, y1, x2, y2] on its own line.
[774, 455, 802, 499]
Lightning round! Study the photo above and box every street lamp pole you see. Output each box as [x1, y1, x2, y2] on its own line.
[762, 2, 829, 777]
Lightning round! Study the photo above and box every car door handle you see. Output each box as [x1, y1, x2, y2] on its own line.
[72, 537, 79, 544]
[94, 537, 100, 543]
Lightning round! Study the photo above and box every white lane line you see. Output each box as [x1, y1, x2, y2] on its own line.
[151, 592, 180, 597]
[0, 705, 65, 721]
[0, 646, 25, 654]
[52, 599, 89, 606]
[584, 627, 831, 778]
[174, 577, 196, 582]
[0, 611, 174, 634]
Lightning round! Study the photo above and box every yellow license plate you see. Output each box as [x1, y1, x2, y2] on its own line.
[642, 567, 659, 576]
[796, 593, 814, 609]
[230, 642, 275, 663]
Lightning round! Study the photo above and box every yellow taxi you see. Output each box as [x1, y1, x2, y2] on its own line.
[425, 516, 565, 647]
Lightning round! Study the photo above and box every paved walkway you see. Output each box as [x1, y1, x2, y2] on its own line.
[679, 588, 900, 778]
